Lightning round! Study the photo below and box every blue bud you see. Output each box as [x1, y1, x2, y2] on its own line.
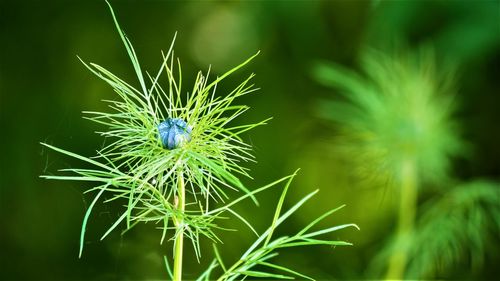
[158, 118, 192, 150]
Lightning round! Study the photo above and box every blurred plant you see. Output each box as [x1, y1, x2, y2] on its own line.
[314, 48, 464, 185]
[312, 47, 499, 279]
[406, 180, 500, 278]
[368, 180, 500, 279]
[41, 1, 357, 280]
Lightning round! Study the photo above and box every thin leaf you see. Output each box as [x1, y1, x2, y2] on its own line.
[164, 255, 174, 280]
[239, 270, 293, 279]
[213, 244, 227, 272]
[241, 189, 319, 260]
[79, 184, 108, 258]
[264, 169, 298, 247]
[258, 261, 314, 281]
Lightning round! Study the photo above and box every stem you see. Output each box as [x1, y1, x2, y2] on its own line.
[385, 159, 418, 280]
[173, 171, 185, 281]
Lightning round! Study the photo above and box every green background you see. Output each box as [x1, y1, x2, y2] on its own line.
[1, 0, 499, 280]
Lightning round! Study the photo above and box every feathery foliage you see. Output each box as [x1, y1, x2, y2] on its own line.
[203, 173, 358, 281]
[313, 47, 498, 279]
[369, 180, 500, 279]
[406, 180, 500, 278]
[42, 1, 263, 258]
[41, 1, 357, 279]
[314, 48, 465, 185]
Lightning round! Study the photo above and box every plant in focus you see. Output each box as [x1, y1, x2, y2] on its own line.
[313, 48, 499, 279]
[41, 2, 358, 280]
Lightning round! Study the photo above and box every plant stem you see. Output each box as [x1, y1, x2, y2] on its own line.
[385, 159, 418, 280]
[173, 171, 185, 281]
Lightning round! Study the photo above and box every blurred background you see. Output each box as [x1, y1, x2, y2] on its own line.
[1, 0, 499, 280]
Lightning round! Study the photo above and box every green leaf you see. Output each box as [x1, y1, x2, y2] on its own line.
[297, 204, 346, 237]
[264, 169, 298, 247]
[302, 223, 360, 239]
[188, 150, 257, 205]
[258, 261, 314, 281]
[207, 174, 294, 216]
[163, 255, 174, 280]
[196, 260, 219, 281]
[79, 184, 108, 258]
[100, 211, 127, 241]
[239, 270, 293, 279]
[105, 0, 148, 97]
[40, 143, 122, 175]
[212, 244, 227, 273]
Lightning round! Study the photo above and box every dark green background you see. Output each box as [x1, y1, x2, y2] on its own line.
[1, 0, 499, 280]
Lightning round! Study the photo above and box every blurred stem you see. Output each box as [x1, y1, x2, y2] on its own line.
[173, 171, 185, 281]
[385, 159, 418, 280]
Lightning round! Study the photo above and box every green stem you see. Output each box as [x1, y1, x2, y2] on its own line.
[385, 159, 418, 280]
[173, 171, 185, 281]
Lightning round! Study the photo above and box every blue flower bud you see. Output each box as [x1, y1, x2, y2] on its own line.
[158, 118, 192, 150]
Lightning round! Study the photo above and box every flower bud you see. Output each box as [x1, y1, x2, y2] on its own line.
[158, 118, 192, 150]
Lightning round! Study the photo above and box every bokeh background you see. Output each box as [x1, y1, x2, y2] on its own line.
[1, 0, 499, 280]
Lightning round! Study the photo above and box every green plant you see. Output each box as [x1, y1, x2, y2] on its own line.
[41, 2, 357, 280]
[312, 47, 491, 279]
[314, 48, 464, 186]
[364, 180, 500, 279]
[406, 180, 500, 278]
